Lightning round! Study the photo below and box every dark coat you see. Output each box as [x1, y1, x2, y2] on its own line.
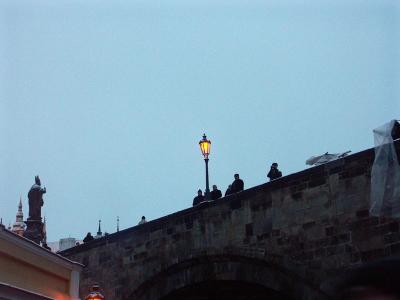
[83, 233, 94, 243]
[193, 195, 205, 206]
[225, 187, 232, 196]
[231, 179, 244, 193]
[210, 189, 222, 200]
[267, 168, 282, 181]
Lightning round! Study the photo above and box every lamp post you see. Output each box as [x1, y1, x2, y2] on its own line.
[85, 284, 105, 300]
[199, 134, 211, 200]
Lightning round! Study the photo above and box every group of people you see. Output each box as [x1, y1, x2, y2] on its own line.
[81, 163, 283, 243]
[193, 163, 283, 206]
[193, 173, 244, 206]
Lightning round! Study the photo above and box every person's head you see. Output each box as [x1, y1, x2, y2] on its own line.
[87, 232, 91, 236]
[141, 216, 145, 220]
[197, 189, 202, 196]
[234, 174, 239, 179]
[212, 185, 217, 190]
[271, 163, 278, 169]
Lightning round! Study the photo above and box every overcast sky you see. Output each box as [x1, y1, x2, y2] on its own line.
[1, 0, 399, 242]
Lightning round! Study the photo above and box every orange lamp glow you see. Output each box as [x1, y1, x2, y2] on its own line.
[199, 134, 211, 159]
[85, 284, 105, 300]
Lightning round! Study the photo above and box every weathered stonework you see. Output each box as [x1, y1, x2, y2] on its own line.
[61, 141, 400, 300]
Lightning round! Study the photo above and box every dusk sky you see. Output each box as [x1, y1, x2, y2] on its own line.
[1, 0, 399, 242]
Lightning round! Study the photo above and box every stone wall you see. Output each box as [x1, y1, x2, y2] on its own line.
[61, 140, 400, 300]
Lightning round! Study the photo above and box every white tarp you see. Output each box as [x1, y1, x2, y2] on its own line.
[370, 120, 400, 217]
[306, 151, 351, 166]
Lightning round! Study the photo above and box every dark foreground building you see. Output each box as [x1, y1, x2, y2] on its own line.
[61, 140, 400, 300]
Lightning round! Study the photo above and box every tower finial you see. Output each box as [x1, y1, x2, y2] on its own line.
[97, 219, 102, 237]
[12, 197, 25, 236]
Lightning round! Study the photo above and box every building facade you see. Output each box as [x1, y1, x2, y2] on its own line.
[0, 225, 82, 300]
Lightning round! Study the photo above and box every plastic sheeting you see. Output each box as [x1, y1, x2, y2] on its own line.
[370, 120, 400, 217]
[306, 151, 351, 166]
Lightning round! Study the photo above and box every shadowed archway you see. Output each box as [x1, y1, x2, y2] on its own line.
[126, 255, 328, 300]
[160, 280, 291, 300]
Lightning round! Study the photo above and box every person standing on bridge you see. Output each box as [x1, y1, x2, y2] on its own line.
[83, 232, 94, 243]
[210, 185, 222, 200]
[231, 174, 244, 193]
[267, 163, 282, 181]
[138, 216, 147, 225]
[193, 189, 205, 206]
[225, 185, 233, 196]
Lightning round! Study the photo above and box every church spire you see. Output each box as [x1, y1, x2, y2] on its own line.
[12, 197, 25, 236]
[96, 219, 102, 238]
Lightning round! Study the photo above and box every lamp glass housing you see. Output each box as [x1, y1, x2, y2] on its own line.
[85, 284, 105, 300]
[199, 134, 211, 159]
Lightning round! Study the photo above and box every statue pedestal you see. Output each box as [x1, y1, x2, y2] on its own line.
[23, 218, 43, 245]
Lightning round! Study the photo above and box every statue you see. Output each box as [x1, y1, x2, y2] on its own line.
[24, 175, 46, 245]
[27, 175, 46, 220]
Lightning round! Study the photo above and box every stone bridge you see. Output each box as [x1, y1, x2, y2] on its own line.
[61, 141, 400, 300]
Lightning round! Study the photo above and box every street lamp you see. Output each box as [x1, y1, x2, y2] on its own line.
[199, 134, 211, 200]
[85, 284, 105, 300]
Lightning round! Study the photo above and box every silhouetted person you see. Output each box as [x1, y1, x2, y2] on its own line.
[193, 189, 205, 206]
[138, 216, 147, 225]
[210, 185, 222, 200]
[231, 174, 244, 193]
[267, 163, 282, 181]
[225, 185, 233, 196]
[83, 232, 94, 243]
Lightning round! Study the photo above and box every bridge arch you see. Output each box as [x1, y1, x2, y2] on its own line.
[127, 254, 329, 300]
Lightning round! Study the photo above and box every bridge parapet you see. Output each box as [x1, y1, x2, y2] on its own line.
[61, 141, 400, 300]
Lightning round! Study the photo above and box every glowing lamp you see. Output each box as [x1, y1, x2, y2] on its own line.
[199, 134, 211, 159]
[85, 284, 105, 300]
[198, 134, 211, 200]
